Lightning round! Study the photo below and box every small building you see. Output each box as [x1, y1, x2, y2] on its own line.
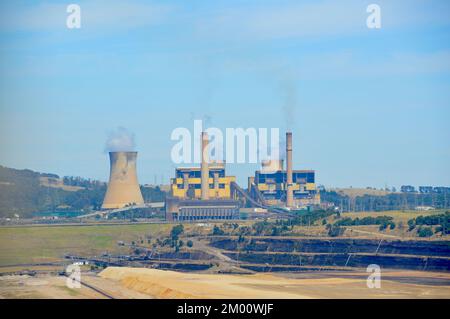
[433, 187, 450, 194]
[166, 198, 239, 222]
[415, 206, 435, 211]
[419, 186, 433, 194]
[400, 185, 416, 193]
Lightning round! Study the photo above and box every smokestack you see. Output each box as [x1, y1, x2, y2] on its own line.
[201, 132, 209, 200]
[102, 152, 144, 209]
[286, 132, 293, 208]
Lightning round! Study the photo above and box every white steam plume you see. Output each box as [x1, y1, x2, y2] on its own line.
[104, 127, 136, 152]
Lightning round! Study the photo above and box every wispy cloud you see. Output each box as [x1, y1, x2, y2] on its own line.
[218, 49, 450, 81]
[195, 1, 363, 40]
[290, 50, 450, 79]
[2, 0, 449, 39]
[0, 0, 175, 32]
[194, 0, 450, 40]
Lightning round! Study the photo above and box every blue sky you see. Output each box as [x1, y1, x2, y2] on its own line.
[0, 0, 449, 188]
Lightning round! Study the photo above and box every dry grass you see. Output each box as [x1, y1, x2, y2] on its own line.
[291, 210, 449, 239]
[341, 210, 443, 223]
[0, 223, 171, 266]
[38, 177, 84, 192]
[331, 188, 394, 197]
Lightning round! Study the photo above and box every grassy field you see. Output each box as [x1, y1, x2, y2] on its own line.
[0, 223, 171, 266]
[340, 210, 444, 224]
[331, 187, 394, 197]
[283, 210, 449, 239]
[0, 210, 447, 267]
[321, 210, 449, 239]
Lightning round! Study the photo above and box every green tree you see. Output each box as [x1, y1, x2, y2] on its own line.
[379, 222, 388, 231]
[418, 227, 433, 238]
[212, 225, 225, 235]
[271, 226, 281, 236]
[407, 219, 416, 231]
[327, 224, 344, 237]
[170, 224, 184, 241]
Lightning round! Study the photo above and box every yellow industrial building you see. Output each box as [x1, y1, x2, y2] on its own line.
[170, 162, 235, 200]
[166, 133, 240, 222]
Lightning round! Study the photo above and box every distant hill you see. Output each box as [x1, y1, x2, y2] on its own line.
[0, 165, 165, 218]
[321, 187, 449, 212]
[38, 176, 85, 192]
[0, 165, 107, 218]
[331, 187, 396, 198]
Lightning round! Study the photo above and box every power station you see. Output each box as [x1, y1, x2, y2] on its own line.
[101, 132, 320, 219]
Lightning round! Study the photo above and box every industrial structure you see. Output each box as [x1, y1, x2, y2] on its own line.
[248, 132, 320, 209]
[101, 132, 319, 218]
[102, 152, 144, 209]
[165, 132, 240, 221]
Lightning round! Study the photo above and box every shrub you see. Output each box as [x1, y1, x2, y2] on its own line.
[212, 225, 225, 236]
[328, 225, 345, 237]
[408, 213, 450, 234]
[271, 226, 281, 236]
[407, 219, 416, 231]
[418, 227, 433, 238]
[334, 216, 393, 227]
[252, 221, 271, 235]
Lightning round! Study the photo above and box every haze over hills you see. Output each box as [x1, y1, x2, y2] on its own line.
[1, 164, 449, 218]
[0, 165, 164, 218]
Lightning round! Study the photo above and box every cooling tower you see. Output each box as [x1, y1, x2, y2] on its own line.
[286, 132, 294, 208]
[201, 132, 210, 200]
[102, 152, 144, 209]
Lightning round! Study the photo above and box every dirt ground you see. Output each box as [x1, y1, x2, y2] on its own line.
[0, 274, 101, 299]
[1, 267, 449, 299]
[0, 272, 150, 299]
[98, 267, 450, 299]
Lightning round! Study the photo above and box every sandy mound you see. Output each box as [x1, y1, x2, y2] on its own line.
[99, 267, 450, 299]
[99, 267, 310, 299]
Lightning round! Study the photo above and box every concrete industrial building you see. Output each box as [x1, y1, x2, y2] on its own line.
[165, 132, 240, 221]
[248, 132, 320, 209]
[101, 132, 319, 218]
[102, 152, 144, 209]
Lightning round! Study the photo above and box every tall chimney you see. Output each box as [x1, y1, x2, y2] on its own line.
[201, 132, 210, 200]
[286, 132, 294, 208]
[102, 152, 144, 209]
